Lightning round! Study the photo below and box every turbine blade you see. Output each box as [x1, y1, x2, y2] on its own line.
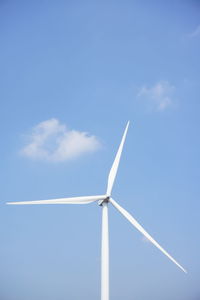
[106, 121, 129, 196]
[110, 198, 187, 274]
[6, 195, 106, 205]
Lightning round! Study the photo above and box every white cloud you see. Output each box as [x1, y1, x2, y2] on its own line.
[189, 25, 200, 38]
[21, 119, 101, 162]
[137, 81, 175, 112]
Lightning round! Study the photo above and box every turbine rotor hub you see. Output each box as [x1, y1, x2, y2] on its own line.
[98, 196, 110, 206]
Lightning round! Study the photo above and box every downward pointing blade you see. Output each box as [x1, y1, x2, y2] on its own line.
[106, 121, 129, 196]
[6, 195, 106, 205]
[110, 198, 187, 274]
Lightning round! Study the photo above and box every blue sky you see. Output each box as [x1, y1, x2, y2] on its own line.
[1, 1, 200, 299]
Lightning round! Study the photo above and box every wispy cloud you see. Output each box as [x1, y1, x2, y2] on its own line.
[137, 81, 175, 112]
[189, 25, 200, 38]
[21, 119, 101, 162]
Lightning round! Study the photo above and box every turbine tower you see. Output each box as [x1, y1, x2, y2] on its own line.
[7, 122, 187, 300]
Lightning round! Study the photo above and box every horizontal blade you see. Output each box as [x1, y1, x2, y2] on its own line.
[110, 198, 187, 273]
[106, 121, 129, 196]
[7, 195, 106, 205]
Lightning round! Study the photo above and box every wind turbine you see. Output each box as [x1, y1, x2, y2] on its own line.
[7, 121, 187, 300]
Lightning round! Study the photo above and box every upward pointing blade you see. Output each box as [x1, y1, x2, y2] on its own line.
[106, 121, 129, 196]
[110, 198, 187, 274]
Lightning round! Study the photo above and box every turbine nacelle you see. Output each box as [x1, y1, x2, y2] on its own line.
[98, 196, 110, 206]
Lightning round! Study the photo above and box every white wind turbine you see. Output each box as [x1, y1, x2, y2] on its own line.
[7, 122, 187, 300]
